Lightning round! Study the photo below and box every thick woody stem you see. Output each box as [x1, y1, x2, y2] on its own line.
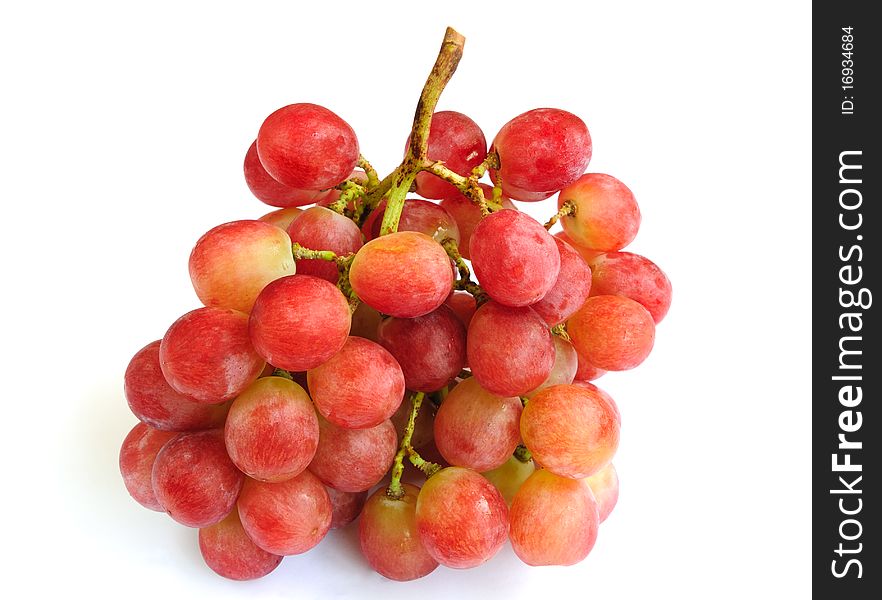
[379, 28, 465, 236]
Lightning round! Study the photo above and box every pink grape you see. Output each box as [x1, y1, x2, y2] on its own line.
[189, 220, 296, 313]
[554, 230, 606, 263]
[481, 455, 536, 506]
[584, 462, 619, 522]
[349, 232, 454, 318]
[360, 484, 439, 581]
[525, 335, 578, 397]
[308, 417, 397, 492]
[248, 275, 351, 372]
[286, 206, 363, 283]
[151, 429, 244, 528]
[530, 236, 592, 326]
[256, 103, 359, 191]
[198, 510, 283, 580]
[224, 377, 319, 482]
[308, 336, 405, 429]
[160, 307, 264, 404]
[362, 198, 461, 244]
[520, 384, 620, 479]
[572, 380, 621, 426]
[470, 209, 560, 307]
[467, 302, 554, 397]
[377, 305, 467, 392]
[509, 469, 599, 566]
[237, 470, 332, 555]
[490, 108, 592, 200]
[119, 423, 177, 511]
[439, 184, 515, 260]
[574, 350, 607, 382]
[588, 251, 673, 323]
[410, 111, 487, 200]
[349, 301, 382, 342]
[559, 173, 641, 252]
[258, 206, 303, 231]
[433, 377, 522, 471]
[444, 291, 476, 328]
[568, 295, 655, 371]
[327, 487, 367, 529]
[243, 140, 331, 207]
[124, 341, 230, 431]
[415, 467, 509, 569]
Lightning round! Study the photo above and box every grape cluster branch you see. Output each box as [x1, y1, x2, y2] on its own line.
[387, 392, 441, 500]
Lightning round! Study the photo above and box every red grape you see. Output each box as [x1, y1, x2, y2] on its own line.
[151, 429, 244, 528]
[481, 455, 535, 506]
[574, 350, 607, 382]
[572, 380, 621, 426]
[444, 291, 477, 328]
[411, 111, 487, 200]
[189, 220, 296, 313]
[360, 484, 439, 581]
[415, 467, 509, 569]
[509, 469, 599, 566]
[258, 206, 303, 231]
[237, 470, 332, 555]
[160, 307, 264, 404]
[470, 209, 560, 307]
[198, 510, 282, 580]
[554, 230, 606, 263]
[439, 185, 515, 260]
[588, 251, 673, 323]
[308, 336, 405, 429]
[349, 301, 382, 342]
[377, 305, 466, 392]
[327, 487, 367, 529]
[224, 377, 319, 482]
[490, 108, 591, 200]
[530, 236, 592, 326]
[256, 103, 359, 191]
[559, 173, 640, 252]
[308, 417, 397, 492]
[286, 206, 363, 283]
[362, 198, 461, 244]
[243, 140, 331, 207]
[584, 462, 619, 522]
[433, 377, 521, 471]
[349, 232, 454, 318]
[568, 295, 655, 371]
[520, 384, 620, 479]
[119, 423, 177, 511]
[248, 275, 351, 372]
[525, 335, 578, 397]
[125, 340, 230, 431]
[467, 302, 554, 397]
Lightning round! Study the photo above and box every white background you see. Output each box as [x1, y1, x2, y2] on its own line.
[0, 1, 811, 598]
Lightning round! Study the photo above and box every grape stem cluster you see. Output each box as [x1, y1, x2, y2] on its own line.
[288, 28, 577, 500]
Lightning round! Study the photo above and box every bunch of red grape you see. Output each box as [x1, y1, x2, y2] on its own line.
[119, 29, 671, 583]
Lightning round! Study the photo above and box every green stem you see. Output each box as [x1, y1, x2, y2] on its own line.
[388, 391, 434, 499]
[544, 199, 576, 230]
[272, 368, 294, 380]
[292, 243, 338, 262]
[514, 444, 532, 463]
[379, 28, 465, 236]
[358, 154, 380, 189]
[470, 149, 499, 180]
[551, 323, 571, 341]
